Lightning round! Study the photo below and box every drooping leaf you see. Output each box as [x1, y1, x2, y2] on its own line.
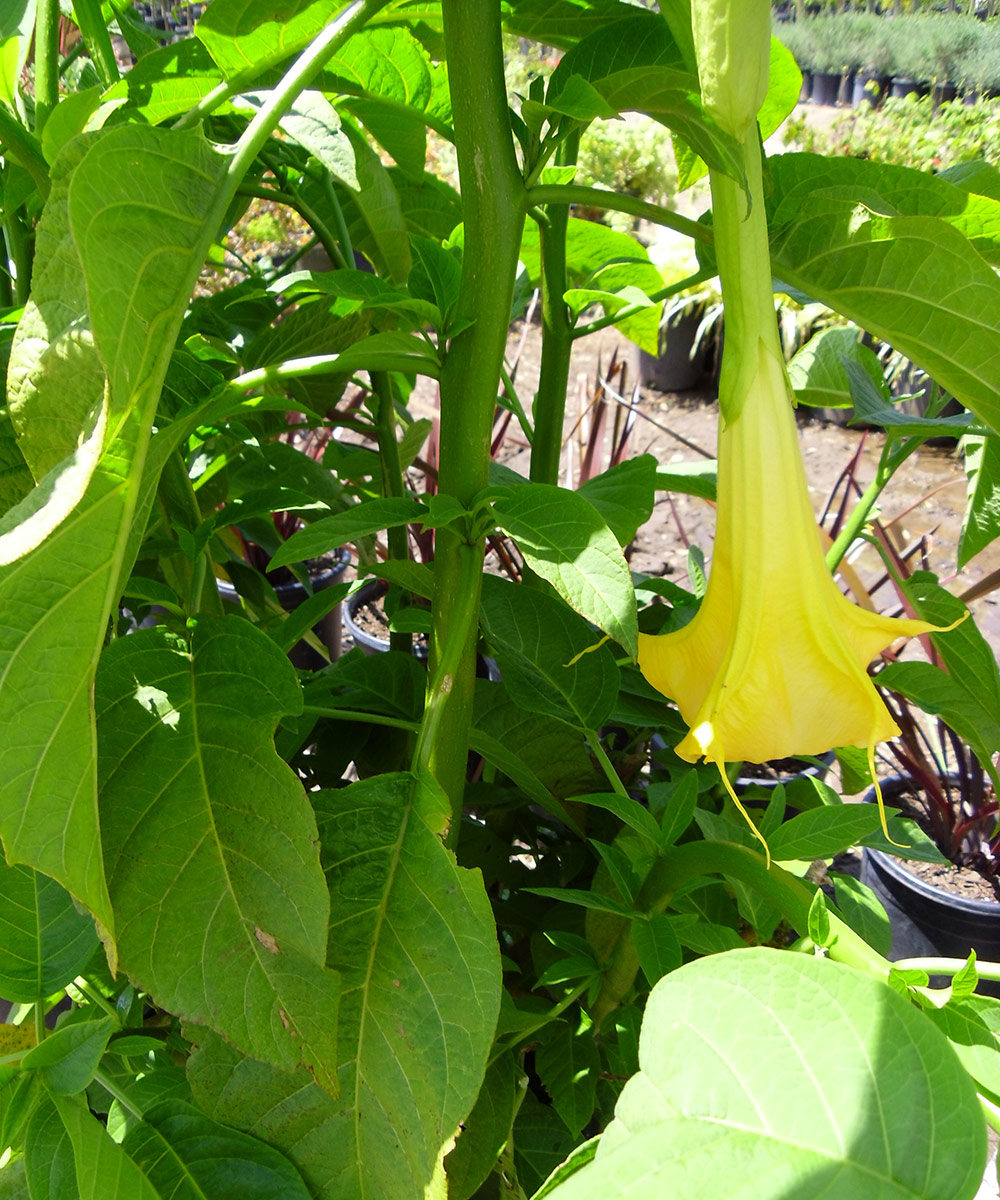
[0, 862, 98, 1002]
[0, 125, 229, 930]
[96, 619, 341, 1090]
[535, 1017, 600, 1138]
[491, 483, 637, 657]
[830, 872, 892, 959]
[269, 496, 428, 569]
[478, 574, 619, 732]
[545, 949, 986, 1200]
[768, 154, 1000, 436]
[189, 773, 500, 1200]
[444, 1052, 524, 1200]
[235, 90, 358, 189]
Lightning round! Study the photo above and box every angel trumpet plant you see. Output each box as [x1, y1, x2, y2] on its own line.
[638, 0, 956, 856]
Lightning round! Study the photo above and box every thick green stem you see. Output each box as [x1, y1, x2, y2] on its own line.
[530, 137, 577, 484]
[591, 840, 888, 1027]
[32, 0, 60, 136]
[526, 184, 712, 245]
[428, 0, 526, 832]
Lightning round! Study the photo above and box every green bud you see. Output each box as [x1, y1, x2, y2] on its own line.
[692, 0, 770, 142]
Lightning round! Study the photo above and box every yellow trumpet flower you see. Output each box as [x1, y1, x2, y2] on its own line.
[638, 338, 942, 851]
[638, 0, 959, 858]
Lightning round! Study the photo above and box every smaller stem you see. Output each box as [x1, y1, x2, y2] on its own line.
[0, 107, 50, 199]
[572, 268, 715, 341]
[323, 171, 355, 267]
[72, 0, 121, 87]
[588, 731, 628, 799]
[172, 78, 244, 131]
[825, 436, 920, 572]
[2, 215, 31, 306]
[303, 705, 421, 733]
[893, 956, 1000, 983]
[237, 185, 348, 270]
[93, 1067, 144, 1122]
[372, 371, 412, 656]
[525, 185, 713, 244]
[34, 1003, 45, 1046]
[491, 980, 590, 1063]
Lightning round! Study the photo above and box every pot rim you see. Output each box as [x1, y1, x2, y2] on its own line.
[862, 774, 999, 917]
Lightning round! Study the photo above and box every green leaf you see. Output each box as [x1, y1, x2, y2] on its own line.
[526, 888, 638, 918]
[194, 0, 340, 83]
[512, 1091, 579, 1200]
[632, 915, 682, 987]
[654, 461, 717, 502]
[924, 996, 1000, 1098]
[653, 771, 699, 849]
[97, 619, 341, 1089]
[298, 773, 500, 1199]
[444, 1053, 523, 1200]
[544, 949, 987, 1200]
[343, 124, 411, 285]
[408, 236, 461, 331]
[24, 1095, 80, 1200]
[470, 688, 598, 817]
[0, 863, 98, 1003]
[568, 793, 661, 848]
[0, 0, 34, 114]
[769, 154, 1000, 436]
[878, 573, 1000, 790]
[959, 435, 1000, 567]
[21, 1018, 116, 1095]
[122, 1100, 312, 1199]
[103, 38, 223, 126]
[787, 325, 886, 409]
[844, 359, 976, 435]
[830, 872, 891, 958]
[237, 89, 358, 189]
[478, 574, 619, 732]
[0, 125, 228, 930]
[767, 806, 885, 862]
[270, 496, 427, 570]
[577, 455, 656, 547]
[535, 1016, 600, 1137]
[46, 1092, 163, 1200]
[806, 890, 831, 949]
[492, 484, 637, 657]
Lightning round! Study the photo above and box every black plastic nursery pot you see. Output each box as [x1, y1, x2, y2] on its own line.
[860, 778, 1000, 993]
[811, 71, 842, 106]
[633, 311, 709, 393]
[219, 546, 351, 670]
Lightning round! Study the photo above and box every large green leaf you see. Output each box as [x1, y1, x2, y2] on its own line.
[768, 153, 1000, 436]
[0, 862, 98, 1002]
[546, 950, 987, 1200]
[478, 574, 619, 731]
[188, 772, 500, 1200]
[103, 39, 224, 126]
[195, 0, 342, 83]
[0, 126, 228, 928]
[96, 618, 341, 1090]
[491, 483, 637, 657]
[122, 1100, 312, 1200]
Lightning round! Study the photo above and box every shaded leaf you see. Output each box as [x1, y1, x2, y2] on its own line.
[97, 619, 340, 1089]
